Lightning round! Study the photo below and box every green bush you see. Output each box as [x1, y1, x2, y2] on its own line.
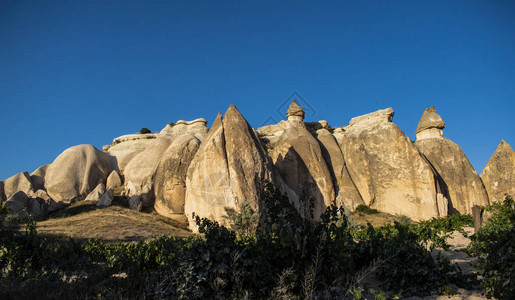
[139, 127, 151, 134]
[354, 204, 379, 215]
[0, 183, 473, 299]
[466, 195, 515, 299]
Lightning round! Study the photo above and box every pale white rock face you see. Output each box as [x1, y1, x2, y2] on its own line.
[123, 136, 175, 207]
[337, 108, 439, 220]
[159, 118, 208, 141]
[106, 170, 123, 189]
[3, 171, 34, 200]
[105, 134, 158, 171]
[481, 139, 515, 203]
[258, 118, 336, 221]
[30, 164, 49, 191]
[154, 134, 201, 218]
[185, 106, 274, 230]
[414, 106, 489, 214]
[85, 183, 106, 201]
[415, 128, 443, 141]
[45, 145, 115, 203]
[96, 188, 114, 207]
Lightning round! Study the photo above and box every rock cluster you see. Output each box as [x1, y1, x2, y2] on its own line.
[1, 102, 512, 230]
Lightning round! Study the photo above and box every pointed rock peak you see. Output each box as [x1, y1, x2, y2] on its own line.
[497, 139, 513, 151]
[287, 100, 305, 121]
[416, 106, 446, 134]
[224, 104, 244, 120]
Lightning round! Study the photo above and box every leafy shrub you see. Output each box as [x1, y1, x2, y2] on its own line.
[466, 195, 515, 299]
[223, 199, 259, 238]
[354, 204, 379, 215]
[0, 183, 472, 299]
[140, 127, 151, 134]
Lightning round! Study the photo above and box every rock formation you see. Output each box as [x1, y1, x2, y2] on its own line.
[104, 133, 159, 171]
[154, 134, 201, 221]
[2, 171, 34, 200]
[257, 102, 335, 220]
[106, 170, 123, 189]
[45, 144, 115, 203]
[30, 164, 49, 191]
[311, 126, 364, 210]
[123, 136, 175, 206]
[160, 118, 208, 140]
[2, 100, 513, 229]
[481, 140, 515, 202]
[415, 107, 489, 214]
[336, 108, 440, 220]
[185, 105, 274, 227]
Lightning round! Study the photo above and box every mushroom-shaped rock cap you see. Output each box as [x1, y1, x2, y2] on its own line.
[416, 106, 446, 134]
[286, 100, 305, 120]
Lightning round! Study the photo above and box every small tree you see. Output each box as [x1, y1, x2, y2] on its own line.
[140, 128, 151, 134]
[223, 199, 259, 238]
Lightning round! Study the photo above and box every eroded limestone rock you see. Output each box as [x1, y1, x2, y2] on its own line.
[481, 140, 515, 202]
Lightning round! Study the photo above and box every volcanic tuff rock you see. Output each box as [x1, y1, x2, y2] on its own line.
[258, 110, 335, 221]
[85, 183, 106, 201]
[313, 128, 364, 210]
[160, 118, 208, 140]
[124, 136, 175, 206]
[415, 106, 446, 139]
[481, 140, 515, 202]
[185, 105, 274, 228]
[5, 191, 29, 214]
[30, 164, 49, 191]
[45, 145, 115, 203]
[97, 188, 114, 207]
[415, 107, 489, 214]
[106, 170, 123, 189]
[105, 133, 158, 171]
[154, 134, 201, 219]
[337, 108, 440, 220]
[3, 171, 34, 200]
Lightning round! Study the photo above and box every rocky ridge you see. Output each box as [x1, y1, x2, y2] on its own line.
[1, 102, 512, 230]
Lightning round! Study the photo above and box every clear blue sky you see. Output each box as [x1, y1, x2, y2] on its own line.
[1, 1, 514, 180]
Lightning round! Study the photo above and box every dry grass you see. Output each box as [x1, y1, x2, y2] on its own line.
[31, 200, 192, 242]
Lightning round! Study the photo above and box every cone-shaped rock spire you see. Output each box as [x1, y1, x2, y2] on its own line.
[481, 139, 515, 203]
[287, 100, 305, 121]
[416, 106, 445, 140]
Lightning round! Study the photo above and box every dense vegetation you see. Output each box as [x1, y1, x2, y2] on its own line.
[0, 186, 513, 299]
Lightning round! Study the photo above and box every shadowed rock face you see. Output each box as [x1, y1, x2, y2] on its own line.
[415, 107, 489, 214]
[45, 145, 115, 203]
[185, 105, 274, 229]
[30, 164, 49, 191]
[262, 115, 336, 221]
[481, 140, 515, 203]
[337, 108, 439, 220]
[313, 128, 363, 210]
[416, 138, 489, 214]
[154, 134, 201, 219]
